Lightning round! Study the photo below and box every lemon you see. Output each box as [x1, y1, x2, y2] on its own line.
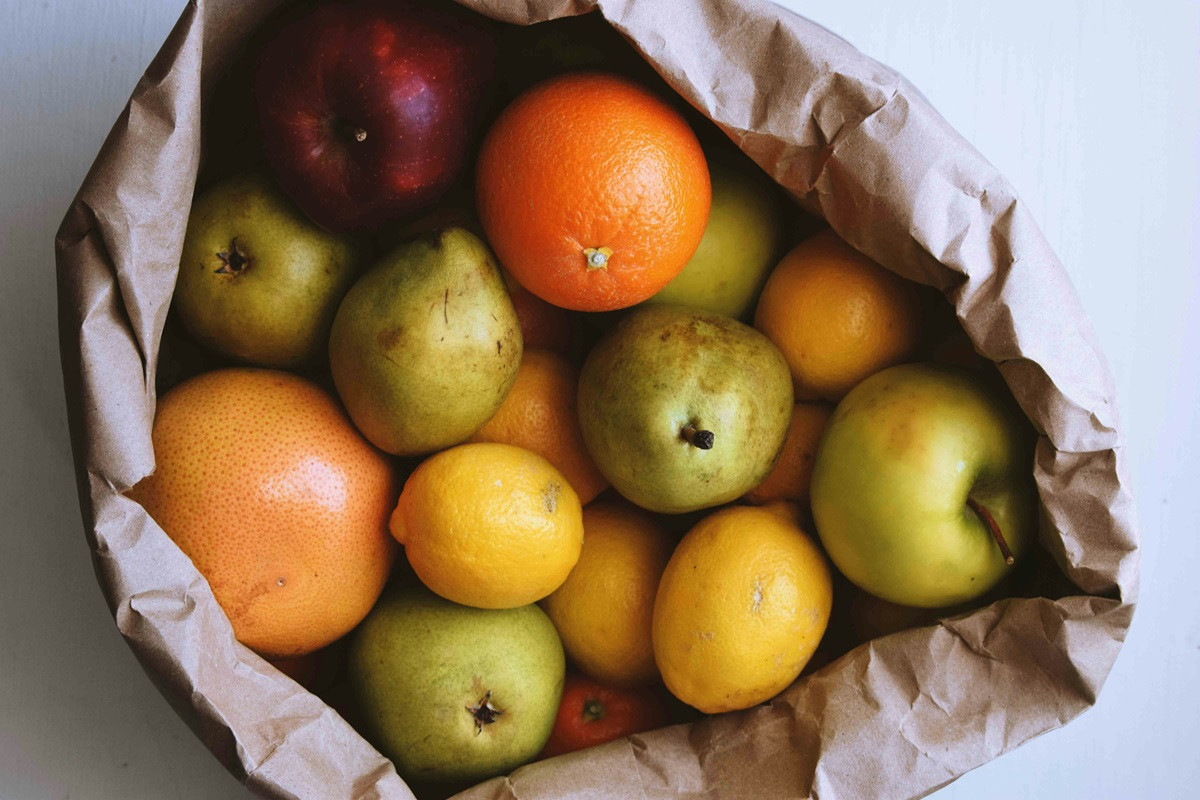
[652, 504, 832, 713]
[541, 502, 674, 686]
[391, 443, 583, 609]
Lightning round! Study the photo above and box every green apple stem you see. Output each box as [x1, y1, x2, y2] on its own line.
[681, 423, 715, 450]
[967, 497, 1015, 565]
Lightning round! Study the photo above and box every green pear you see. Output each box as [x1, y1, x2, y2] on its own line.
[347, 585, 564, 784]
[328, 228, 522, 455]
[174, 173, 360, 367]
[810, 363, 1037, 608]
[645, 159, 785, 319]
[578, 305, 793, 513]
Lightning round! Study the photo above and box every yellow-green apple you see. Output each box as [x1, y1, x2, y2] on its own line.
[810, 363, 1037, 608]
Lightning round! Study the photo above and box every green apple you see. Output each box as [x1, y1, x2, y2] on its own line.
[645, 159, 785, 320]
[174, 173, 360, 368]
[347, 585, 564, 784]
[810, 363, 1037, 608]
[577, 305, 793, 513]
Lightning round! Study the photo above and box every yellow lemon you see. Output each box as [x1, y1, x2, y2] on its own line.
[541, 502, 674, 687]
[391, 443, 583, 609]
[652, 505, 832, 713]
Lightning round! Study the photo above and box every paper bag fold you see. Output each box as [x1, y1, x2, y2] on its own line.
[55, 0, 1138, 798]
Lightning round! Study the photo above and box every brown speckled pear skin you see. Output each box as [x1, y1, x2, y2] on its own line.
[328, 227, 522, 456]
[578, 304, 793, 513]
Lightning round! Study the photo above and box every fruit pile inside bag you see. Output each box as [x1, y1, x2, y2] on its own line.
[137, 0, 1060, 792]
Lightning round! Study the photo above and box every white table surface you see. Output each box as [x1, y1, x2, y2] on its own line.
[2, 1, 1197, 798]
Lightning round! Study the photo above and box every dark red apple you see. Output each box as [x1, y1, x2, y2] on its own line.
[254, 0, 497, 232]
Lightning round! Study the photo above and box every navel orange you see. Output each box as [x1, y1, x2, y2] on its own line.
[476, 72, 711, 311]
[503, 270, 572, 353]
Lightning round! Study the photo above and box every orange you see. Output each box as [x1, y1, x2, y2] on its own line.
[652, 505, 832, 713]
[541, 502, 674, 687]
[470, 349, 607, 504]
[391, 443, 584, 609]
[503, 270, 572, 353]
[476, 72, 711, 312]
[744, 402, 833, 505]
[754, 230, 923, 400]
[128, 369, 397, 658]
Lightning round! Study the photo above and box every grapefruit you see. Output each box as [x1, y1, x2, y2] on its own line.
[128, 368, 397, 658]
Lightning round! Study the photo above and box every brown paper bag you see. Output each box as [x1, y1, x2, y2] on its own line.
[55, 0, 1139, 797]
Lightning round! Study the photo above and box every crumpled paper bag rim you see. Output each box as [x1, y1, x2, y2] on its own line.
[54, 0, 1139, 798]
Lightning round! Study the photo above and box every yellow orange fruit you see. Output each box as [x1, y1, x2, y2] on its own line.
[503, 270, 572, 353]
[754, 230, 922, 400]
[541, 502, 674, 686]
[391, 443, 584, 608]
[470, 349, 607, 504]
[476, 72, 711, 311]
[744, 402, 833, 505]
[652, 505, 832, 713]
[127, 368, 397, 658]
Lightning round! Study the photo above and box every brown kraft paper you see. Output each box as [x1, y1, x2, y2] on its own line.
[54, 0, 1139, 798]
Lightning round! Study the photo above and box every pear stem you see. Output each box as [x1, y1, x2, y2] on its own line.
[681, 423, 715, 450]
[967, 497, 1015, 565]
[466, 690, 503, 735]
[214, 237, 250, 275]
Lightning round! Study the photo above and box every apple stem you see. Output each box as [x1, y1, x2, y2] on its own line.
[967, 497, 1015, 565]
[681, 423, 715, 450]
[352, 127, 367, 142]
